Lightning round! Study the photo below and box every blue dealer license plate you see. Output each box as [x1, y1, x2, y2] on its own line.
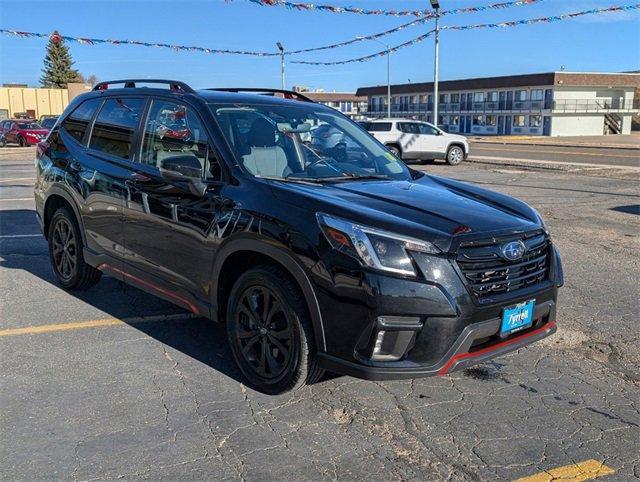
[501, 299, 535, 336]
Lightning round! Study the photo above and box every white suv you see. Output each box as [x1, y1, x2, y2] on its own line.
[366, 119, 469, 165]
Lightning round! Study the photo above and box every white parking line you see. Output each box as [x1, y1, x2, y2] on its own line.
[470, 155, 640, 171]
[0, 198, 34, 202]
[0, 234, 42, 239]
[0, 177, 35, 183]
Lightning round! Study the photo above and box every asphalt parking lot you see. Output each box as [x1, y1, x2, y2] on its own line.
[1, 147, 639, 480]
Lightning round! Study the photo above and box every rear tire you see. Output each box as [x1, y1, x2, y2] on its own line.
[446, 145, 464, 166]
[226, 265, 324, 395]
[386, 144, 401, 159]
[48, 207, 102, 290]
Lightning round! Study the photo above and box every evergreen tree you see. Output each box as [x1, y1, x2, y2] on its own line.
[40, 31, 79, 88]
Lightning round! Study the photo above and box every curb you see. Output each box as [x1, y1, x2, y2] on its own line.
[470, 140, 640, 151]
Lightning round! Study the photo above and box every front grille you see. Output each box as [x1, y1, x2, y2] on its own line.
[456, 231, 550, 300]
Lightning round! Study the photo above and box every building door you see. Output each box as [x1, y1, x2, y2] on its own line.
[499, 92, 506, 110]
[544, 89, 553, 110]
[543, 116, 551, 136]
[504, 115, 512, 135]
[465, 115, 472, 134]
[506, 91, 514, 110]
[466, 94, 473, 111]
[460, 93, 466, 111]
[498, 115, 505, 135]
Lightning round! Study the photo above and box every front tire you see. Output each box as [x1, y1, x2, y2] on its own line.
[48, 207, 102, 290]
[446, 145, 464, 165]
[386, 144, 401, 159]
[226, 265, 323, 394]
[18, 136, 26, 147]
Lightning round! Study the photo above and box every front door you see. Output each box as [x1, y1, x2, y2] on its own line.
[122, 97, 226, 314]
[418, 122, 447, 158]
[498, 115, 505, 134]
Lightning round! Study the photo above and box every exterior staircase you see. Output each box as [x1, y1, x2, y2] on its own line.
[604, 112, 623, 135]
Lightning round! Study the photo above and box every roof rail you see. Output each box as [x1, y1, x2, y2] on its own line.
[208, 88, 314, 103]
[93, 79, 196, 94]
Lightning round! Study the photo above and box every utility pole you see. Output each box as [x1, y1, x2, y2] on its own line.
[276, 42, 285, 90]
[430, 0, 440, 126]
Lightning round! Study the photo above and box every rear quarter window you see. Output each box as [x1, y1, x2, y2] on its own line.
[89, 98, 145, 160]
[61, 98, 102, 143]
[367, 122, 392, 132]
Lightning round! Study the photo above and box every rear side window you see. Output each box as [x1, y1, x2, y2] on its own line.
[397, 122, 420, 134]
[89, 98, 145, 159]
[61, 98, 102, 143]
[367, 122, 392, 132]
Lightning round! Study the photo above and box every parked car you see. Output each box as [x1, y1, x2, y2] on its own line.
[40, 116, 59, 130]
[1, 119, 49, 146]
[35, 80, 562, 394]
[366, 118, 469, 165]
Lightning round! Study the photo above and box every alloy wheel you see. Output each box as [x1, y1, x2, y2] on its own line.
[233, 285, 294, 380]
[51, 218, 77, 281]
[448, 146, 463, 165]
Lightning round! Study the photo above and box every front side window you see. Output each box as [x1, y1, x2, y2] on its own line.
[210, 102, 411, 181]
[529, 115, 542, 127]
[17, 122, 42, 129]
[417, 123, 439, 135]
[140, 99, 219, 179]
[62, 98, 102, 143]
[513, 115, 526, 127]
[89, 98, 145, 159]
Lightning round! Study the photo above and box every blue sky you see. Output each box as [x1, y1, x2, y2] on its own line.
[1, 0, 638, 91]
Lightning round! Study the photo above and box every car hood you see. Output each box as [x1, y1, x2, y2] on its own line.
[271, 174, 540, 250]
[20, 129, 49, 135]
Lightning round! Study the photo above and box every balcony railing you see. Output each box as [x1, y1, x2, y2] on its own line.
[367, 98, 639, 116]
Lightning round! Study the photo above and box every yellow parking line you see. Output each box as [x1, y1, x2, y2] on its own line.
[0, 314, 197, 337]
[515, 460, 615, 482]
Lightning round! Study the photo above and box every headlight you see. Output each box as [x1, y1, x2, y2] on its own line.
[533, 208, 550, 236]
[317, 213, 439, 277]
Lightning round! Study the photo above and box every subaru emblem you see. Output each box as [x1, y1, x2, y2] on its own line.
[501, 240, 526, 261]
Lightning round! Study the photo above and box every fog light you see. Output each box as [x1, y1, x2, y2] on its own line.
[370, 316, 423, 362]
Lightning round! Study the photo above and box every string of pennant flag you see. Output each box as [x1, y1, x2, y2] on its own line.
[243, 0, 544, 17]
[1, 4, 638, 61]
[292, 4, 640, 65]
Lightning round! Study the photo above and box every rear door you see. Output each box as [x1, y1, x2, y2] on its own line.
[121, 97, 227, 314]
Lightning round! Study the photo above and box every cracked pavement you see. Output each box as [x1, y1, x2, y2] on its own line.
[1, 148, 638, 480]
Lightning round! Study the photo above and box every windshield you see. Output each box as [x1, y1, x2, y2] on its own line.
[41, 118, 57, 129]
[17, 123, 42, 129]
[209, 102, 411, 181]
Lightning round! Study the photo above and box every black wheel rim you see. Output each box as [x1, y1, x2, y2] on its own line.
[51, 218, 77, 281]
[233, 286, 294, 380]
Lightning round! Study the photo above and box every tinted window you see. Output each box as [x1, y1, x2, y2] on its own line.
[89, 98, 145, 159]
[140, 99, 219, 179]
[367, 122, 392, 132]
[397, 122, 420, 134]
[41, 118, 58, 129]
[62, 98, 102, 143]
[17, 122, 42, 129]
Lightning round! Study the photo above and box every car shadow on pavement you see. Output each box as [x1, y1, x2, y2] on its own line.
[1, 208, 337, 389]
[610, 204, 640, 215]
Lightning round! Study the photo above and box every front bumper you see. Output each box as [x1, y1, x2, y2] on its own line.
[313, 243, 562, 380]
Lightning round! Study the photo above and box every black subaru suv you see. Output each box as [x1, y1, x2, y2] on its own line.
[35, 80, 563, 394]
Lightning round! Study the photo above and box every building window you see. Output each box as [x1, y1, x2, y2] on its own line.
[487, 92, 498, 102]
[473, 115, 484, 126]
[420, 95, 428, 103]
[529, 115, 542, 127]
[450, 93, 460, 103]
[450, 115, 459, 125]
[427, 94, 433, 103]
[473, 92, 484, 102]
[530, 89, 544, 101]
[439, 93, 448, 103]
[515, 90, 528, 101]
[513, 115, 526, 127]
[439, 115, 448, 125]
[486, 115, 497, 126]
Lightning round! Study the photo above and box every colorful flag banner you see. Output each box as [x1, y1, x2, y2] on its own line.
[292, 4, 640, 65]
[242, 0, 544, 17]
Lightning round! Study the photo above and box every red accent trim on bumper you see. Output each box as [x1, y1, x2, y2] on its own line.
[437, 321, 556, 375]
[98, 263, 200, 315]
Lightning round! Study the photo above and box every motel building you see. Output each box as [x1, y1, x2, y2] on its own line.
[295, 90, 369, 120]
[357, 72, 640, 136]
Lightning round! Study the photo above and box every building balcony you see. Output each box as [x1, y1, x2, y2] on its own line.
[552, 99, 640, 113]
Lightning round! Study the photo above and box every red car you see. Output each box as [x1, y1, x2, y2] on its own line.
[0, 119, 49, 147]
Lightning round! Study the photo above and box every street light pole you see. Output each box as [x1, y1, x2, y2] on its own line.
[358, 37, 391, 118]
[276, 42, 285, 90]
[430, 0, 440, 126]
